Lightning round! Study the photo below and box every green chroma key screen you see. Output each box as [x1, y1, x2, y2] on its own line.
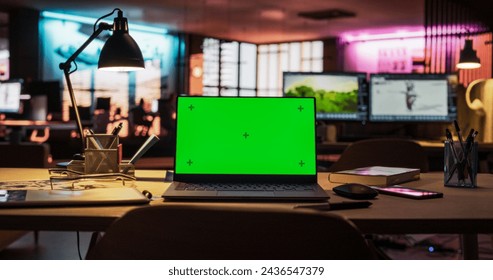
[175, 97, 317, 175]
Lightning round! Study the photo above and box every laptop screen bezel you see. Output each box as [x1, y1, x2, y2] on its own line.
[172, 96, 318, 184]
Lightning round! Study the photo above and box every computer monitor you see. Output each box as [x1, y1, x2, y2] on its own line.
[369, 73, 458, 122]
[0, 80, 22, 114]
[282, 72, 368, 121]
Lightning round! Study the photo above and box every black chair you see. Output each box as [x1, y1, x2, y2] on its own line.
[86, 205, 377, 260]
[328, 138, 429, 173]
[327, 138, 432, 258]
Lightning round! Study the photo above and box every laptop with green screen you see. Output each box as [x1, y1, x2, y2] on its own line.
[162, 96, 328, 201]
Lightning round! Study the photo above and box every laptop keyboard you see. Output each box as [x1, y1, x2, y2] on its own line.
[175, 183, 320, 192]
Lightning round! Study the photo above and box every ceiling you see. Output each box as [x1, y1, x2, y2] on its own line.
[2, 0, 427, 44]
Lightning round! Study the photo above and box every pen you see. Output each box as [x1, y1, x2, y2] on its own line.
[445, 128, 464, 182]
[86, 129, 103, 149]
[466, 128, 474, 151]
[111, 122, 123, 136]
[463, 129, 476, 163]
[445, 129, 461, 163]
[463, 128, 475, 164]
[464, 130, 478, 154]
[452, 121, 467, 182]
[462, 130, 479, 185]
[122, 134, 160, 173]
[107, 123, 123, 149]
[294, 201, 372, 211]
[472, 130, 479, 140]
[453, 120, 466, 155]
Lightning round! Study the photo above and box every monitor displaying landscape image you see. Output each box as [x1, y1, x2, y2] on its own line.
[283, 72, 367, 121]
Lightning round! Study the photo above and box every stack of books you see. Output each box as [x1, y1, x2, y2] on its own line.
[328, 166, 420, 186]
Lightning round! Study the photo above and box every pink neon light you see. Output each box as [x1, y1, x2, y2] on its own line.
[343, 24, 484, 43]
[343, 30, 425, 42]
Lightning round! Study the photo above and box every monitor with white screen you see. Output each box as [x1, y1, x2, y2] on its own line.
[369, 73, 458, 122]
[0, 80, 22, 114]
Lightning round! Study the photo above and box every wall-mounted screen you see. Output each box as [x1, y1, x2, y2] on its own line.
[0, 80, 22, 114]
[369, 73, 458, 122]
[282, 72, 367, 121]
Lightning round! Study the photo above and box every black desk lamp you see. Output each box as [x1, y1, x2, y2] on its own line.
[59, 8, 144, 158]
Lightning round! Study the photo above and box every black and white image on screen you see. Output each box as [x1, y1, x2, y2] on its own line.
[371, 77, 448, 121]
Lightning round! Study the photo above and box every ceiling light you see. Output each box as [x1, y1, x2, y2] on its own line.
[457, 39, 481, 69]
[261, 9, 285, 20]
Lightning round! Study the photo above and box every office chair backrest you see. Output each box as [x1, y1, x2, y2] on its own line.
[86, 205, 376, 260]
[0, 142, 51, 167]
[328, 138, 429, 173]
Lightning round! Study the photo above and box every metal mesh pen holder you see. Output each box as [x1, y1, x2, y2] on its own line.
[444, 140, 478, 188]
[85, 134, 119, 174]
[47, 134, 136, 186]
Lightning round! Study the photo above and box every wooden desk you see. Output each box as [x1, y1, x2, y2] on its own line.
[1, 168, 493, 259]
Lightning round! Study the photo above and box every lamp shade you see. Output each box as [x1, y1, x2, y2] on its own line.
[457, 39, 481, 69]
[98, 12, 145, 71]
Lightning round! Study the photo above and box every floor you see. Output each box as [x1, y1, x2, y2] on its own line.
[0, 231, 92, 260]
[377, 234, 493, 260]
[0, 232, 492, 260]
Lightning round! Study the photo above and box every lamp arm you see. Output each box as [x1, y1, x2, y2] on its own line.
[62, 69, 85, 152]
[59, 22, 112, 155]
[59, 23, 112, 72]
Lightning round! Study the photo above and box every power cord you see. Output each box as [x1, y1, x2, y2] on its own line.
[76, 231, 82, 260]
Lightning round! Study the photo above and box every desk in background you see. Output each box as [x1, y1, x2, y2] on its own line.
[0, 120, 93, 133]
[318, 141, 493, 172]
[0, 168, 493, 259]
[0, 120, 91, 144]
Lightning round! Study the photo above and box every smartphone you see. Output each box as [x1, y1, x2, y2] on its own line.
[370, 186, 443, 200]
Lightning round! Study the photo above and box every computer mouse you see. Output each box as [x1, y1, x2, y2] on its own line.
[332, 183, 379, 199]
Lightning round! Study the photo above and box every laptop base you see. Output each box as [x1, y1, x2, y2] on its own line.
[163, 181, 329, 201]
